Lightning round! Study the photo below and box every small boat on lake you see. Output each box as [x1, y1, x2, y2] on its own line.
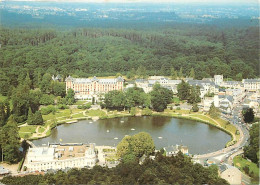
[114, 137, 118, 140]
[158, 137, 163, 139]
[107, 130, 110, 133]
[131, 128, 135, 131]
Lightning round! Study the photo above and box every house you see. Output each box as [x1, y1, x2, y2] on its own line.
[218, 95, 234, 114]
[164, 145, 189, 156]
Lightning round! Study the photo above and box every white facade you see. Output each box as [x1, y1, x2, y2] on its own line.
[214, 75, 223, 86]
[136, 77, 181, 94]
[26, 144, 97, 172]
[65, 76, 124, 100]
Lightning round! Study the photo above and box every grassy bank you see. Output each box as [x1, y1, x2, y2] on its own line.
[233, 155, 259, 183]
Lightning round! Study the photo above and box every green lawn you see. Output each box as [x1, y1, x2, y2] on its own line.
[38, 126, 45, 133]
[75, 100, 87, 105]
[43, 109, 71, 121]
[234, 155, 259, 182]
[72, 112, 84, 118]
[19, 125, 37, 133]
[86, 110, 106, 117]
[19, 132, 33, 139]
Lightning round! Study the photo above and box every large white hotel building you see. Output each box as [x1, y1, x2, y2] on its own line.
[65, 76, 124, 100]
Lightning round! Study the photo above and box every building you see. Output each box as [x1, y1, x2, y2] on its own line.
[135, 77, 181, 94]
[164, 145, 189, 156]
[222, 81, 243, 89]
[187, 80, 219, 98]
[26, 143, 97, 172]
[218, 95, 234, 114]
[242, 79, 260, 92]
[52, 74, 62, 82]
[65, 76, 124, 100]
[214, 75, 223, 86]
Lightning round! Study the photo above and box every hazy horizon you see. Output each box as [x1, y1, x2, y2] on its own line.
[1, 0, 258, 4]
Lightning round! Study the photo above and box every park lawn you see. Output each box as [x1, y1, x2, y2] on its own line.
[72, 112, 84, 118]
[234, 155, 259, 180]
[19, 125, 37, 133]
[75, 100, 87, 105]
[19, 132, 33, 139]
[189, 114, 217, 125]
[170, 109, 191, 115]
[38, 126, 45, 133]
[86, 110, 106, 117]
[43, 109, 71, 121]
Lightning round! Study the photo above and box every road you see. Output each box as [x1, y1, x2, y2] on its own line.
[193, 93, 250, 166]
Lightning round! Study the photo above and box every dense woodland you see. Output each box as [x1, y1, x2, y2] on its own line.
[1, 152, 228, 185]
[0, 25, 259, 96]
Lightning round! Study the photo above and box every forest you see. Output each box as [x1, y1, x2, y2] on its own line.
[0, 24, 259, 96]
[1, 152, 228, 185]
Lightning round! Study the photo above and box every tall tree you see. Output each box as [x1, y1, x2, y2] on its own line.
[243, 108, 255, 123]
[150, 83, 173, 112]
[189, 68, 195, 79]
[0, 116, 21, 163]
[40, 73, 52, 94]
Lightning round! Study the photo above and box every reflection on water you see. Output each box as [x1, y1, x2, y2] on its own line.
[33, 116, 231, 154]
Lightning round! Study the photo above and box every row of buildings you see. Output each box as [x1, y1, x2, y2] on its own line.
[62, 75, 260, 115]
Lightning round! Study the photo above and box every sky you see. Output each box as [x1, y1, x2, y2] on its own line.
[1, 0, 258, 3]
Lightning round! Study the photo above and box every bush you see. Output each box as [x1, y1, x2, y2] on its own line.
[77, 103, 91, 110]
[142, 107, 152, 116]
[41, 105, 57, 115]
[58, 104, 69, 109]
[40, 94, 55, 105]
[176, 107, 181, 110]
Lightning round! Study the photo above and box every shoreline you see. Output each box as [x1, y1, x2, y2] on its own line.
[25, 109, 239, 149]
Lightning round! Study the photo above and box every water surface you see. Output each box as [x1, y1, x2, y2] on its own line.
[33, 116, 231, 154]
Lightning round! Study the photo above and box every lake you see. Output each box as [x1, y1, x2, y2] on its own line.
[33, 116, 231, 154]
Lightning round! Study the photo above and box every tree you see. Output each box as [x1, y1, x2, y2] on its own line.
[188, 86, 201, 104]
[40, 94, 55, 105]
[131, 132, 155, 157]
[125, 87, 149, 109]
[51, 81, 66, 97]
[117, 132, 155, 158]
[177, 80, 190, 101]
[192, 103, 199, 112]
[243, 108, 255, 123]
[0, 100, 10, 126]
[150, 84, 173, 112]
[65, 88, 75, 105]
[40, 73, 52, 94]
[179, 67, 183, 79]
[170, 67, 178, 80]
[0, 116, 21, 163]
[189, 68, 195, 79]
[244, 123, 259, 164]
[209, 103, 220, 118]
[104, 90, 126, 110]
[11, 84, 30, 123]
